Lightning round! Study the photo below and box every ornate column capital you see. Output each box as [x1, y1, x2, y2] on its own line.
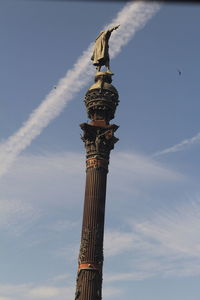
[80, 123, 119, 170]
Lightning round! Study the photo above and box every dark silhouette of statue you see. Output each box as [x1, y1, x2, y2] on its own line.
[91, 25, 120, 73]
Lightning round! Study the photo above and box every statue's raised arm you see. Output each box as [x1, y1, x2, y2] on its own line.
[108, 25, 120, 33]
[91, 25, 120, 73]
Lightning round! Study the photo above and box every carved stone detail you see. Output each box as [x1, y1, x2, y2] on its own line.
[75, 224, 103, 300]
[80, 123, 119, 161]
[79, 225, 103, 265]
[86, 158, 108, 171]
[84, 72, 119, 123]
[85, 88, 119, 122]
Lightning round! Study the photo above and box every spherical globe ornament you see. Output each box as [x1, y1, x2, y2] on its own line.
[84, 72, 119, 123]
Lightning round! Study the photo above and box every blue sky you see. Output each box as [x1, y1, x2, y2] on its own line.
[1, 1, 200, 300]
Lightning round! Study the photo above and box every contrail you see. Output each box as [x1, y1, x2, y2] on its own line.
[0, 1, 160, 177]
[153, 131, 200, 157]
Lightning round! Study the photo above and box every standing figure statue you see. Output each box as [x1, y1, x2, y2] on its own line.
[91, 25, 120, 73]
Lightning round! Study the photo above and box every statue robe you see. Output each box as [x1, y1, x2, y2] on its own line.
[91, 30, 111, 67]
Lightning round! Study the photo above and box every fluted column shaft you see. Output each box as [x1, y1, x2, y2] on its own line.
[75, 165, 108, 300]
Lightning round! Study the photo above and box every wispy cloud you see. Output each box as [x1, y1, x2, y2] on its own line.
[1, 153, 199, 296]
[0, 198, 38, 236]
[104, 198, 200, 281]
[0, 150, 181, 234]
[54, 243, 79, 260]
[49, 273, 71, 283]
[105, 230, 136, 257]
[111, 152, 182, 182]
[0, 283, 71, 300]
[0, 280, 122, 300]
[103, 287, 123, 298]
[131, 199, 200, 259]
[0, 1, 160, 177]
[104, 270, 153, 283]
[153, 131, 200, 157]
[27, 286, 67, 299]
[47, 220, 79, 233]
[0, 297, 14, 300]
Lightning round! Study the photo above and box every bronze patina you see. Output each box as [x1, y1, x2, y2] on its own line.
[91, 25, 120, 73]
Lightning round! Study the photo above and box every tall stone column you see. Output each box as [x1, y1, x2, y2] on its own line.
[75, 72, 119, 300]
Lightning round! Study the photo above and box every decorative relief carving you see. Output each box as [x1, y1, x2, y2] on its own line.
[79, 225, 103, 265]
[85, 88, 119, 122]
[78, 227, 90, 264]
[86, 158, 108, 171]
[80, 123, 119, 161]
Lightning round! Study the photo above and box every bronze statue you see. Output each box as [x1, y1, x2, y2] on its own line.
[91, 25, 120, 73]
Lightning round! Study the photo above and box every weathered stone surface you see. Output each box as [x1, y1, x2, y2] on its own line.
[74, 71, 119, 300]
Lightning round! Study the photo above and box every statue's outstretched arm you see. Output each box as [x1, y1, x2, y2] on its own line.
[108, 25, 120, 33]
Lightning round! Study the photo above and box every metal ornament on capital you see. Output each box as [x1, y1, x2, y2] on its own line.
[75, 25, 120, 300]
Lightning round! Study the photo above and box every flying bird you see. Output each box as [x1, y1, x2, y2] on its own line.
[177, 69, 181, 76]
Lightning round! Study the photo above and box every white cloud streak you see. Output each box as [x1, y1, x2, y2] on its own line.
[104, 198, 200, 281]
[153, 131, 200, 157]
[111, 152, 181, 182]
[0, 1, 160, 177]
[0, 297, 14, 300]
[0, 281, 122, 300]
[0, 150, 181, 233]
[0, 283, 70, 300]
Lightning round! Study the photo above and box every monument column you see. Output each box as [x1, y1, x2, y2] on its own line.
[74, 26, 120, 300]
[75, 72, 119, 300]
